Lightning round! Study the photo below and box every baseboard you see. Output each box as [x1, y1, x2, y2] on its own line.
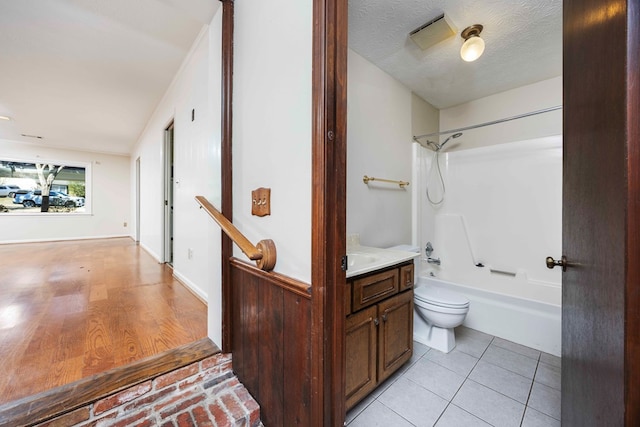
[0, 234, 131, 245]
[138, 241, 162, 263]
[173, 269, 208, 303]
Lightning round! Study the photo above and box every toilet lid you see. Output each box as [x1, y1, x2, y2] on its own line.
[415, 285, 470, 308]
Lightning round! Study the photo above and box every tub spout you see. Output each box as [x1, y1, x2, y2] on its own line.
[427, 257, 441, 265]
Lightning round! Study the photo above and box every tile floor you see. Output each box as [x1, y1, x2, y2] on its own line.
[346, 326, 561, 427]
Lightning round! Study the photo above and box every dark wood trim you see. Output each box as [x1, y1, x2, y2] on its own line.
[220, 0, 234, 353]
[230, 258, 311, 298]
[311, 0, 348, 424]
[230, 260, 312, 426]
[626, 0, 640, 424]
[0, 338, 219, 427]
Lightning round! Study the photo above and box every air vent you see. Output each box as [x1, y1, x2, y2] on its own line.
[21, 134, 44, 139]
[409, 14, 456, 51]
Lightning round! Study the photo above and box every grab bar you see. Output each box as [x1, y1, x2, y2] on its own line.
[195, 196, 277, 271]
[363, 175, 410, 188]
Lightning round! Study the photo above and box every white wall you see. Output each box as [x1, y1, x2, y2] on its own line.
[233, 0, 313, 282]
[348, 50, 437, 249]
[440, 76, 562, 150]
[412, 93, 439, 137]
[0, 140, 130, 243]
[130, 7, 223, 344]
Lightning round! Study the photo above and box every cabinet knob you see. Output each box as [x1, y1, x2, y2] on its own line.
[382, 312, 388, 322]
[374, 317, 379, 326]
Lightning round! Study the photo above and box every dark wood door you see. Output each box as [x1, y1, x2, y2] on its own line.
[377, 291, 413, 383]
[563, 0, 640, 425]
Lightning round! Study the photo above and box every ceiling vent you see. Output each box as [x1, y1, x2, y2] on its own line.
[409, 14, 456, 50]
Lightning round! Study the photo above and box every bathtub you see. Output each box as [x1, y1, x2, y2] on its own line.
[417, 274, 561, 356]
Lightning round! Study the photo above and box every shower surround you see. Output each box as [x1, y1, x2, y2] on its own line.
[416, 136, 562, 355]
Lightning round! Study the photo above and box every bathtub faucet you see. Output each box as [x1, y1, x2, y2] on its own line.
[426, 257, 441, 266]
[425, 242, 434, 257]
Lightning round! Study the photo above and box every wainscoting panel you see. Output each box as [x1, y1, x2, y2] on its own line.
[230, 259, 311, 426]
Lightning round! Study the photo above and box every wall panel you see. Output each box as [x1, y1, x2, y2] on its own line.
[230, 259, 311, 426]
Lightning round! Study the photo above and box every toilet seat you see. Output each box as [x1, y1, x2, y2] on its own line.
[415, 285, 470, 309]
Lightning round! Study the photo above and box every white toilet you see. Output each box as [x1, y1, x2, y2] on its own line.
[413, 284, 470, 353]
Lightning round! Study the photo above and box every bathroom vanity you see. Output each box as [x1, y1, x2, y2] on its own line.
[344, 247, 417, 410]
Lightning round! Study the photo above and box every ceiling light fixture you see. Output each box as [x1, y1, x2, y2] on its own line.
[0, 115, 11, 121]
[460, 24, 485, 62]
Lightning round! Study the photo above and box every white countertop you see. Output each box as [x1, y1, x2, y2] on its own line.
[345, 245, 420, 278]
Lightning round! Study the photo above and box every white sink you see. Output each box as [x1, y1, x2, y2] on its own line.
[347, 253, 379, 268]
[346, 246, 419, 278]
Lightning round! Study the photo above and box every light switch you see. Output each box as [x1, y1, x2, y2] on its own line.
[251, 187, 271, 216]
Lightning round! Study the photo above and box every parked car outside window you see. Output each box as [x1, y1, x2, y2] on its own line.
[0, 185, 21, 197]
[17, 191, 85, 208]
[13, 190, 37, 204]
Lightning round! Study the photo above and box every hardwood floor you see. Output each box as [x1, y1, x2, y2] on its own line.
[0, 237, 207, 404]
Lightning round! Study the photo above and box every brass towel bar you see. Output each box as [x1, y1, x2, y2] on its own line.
[363, 175, 410, 188]
[195, 196, 277, 271]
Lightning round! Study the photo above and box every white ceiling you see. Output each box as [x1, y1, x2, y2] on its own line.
[349, 0, 563, 109]
[0, 0, 218, 156]
[0, 1, 561, 156]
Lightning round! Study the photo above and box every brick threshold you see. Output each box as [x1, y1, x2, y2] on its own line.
[0, 338, 262, 426]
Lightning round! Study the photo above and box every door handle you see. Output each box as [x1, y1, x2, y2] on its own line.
[546, 255, 567, 272]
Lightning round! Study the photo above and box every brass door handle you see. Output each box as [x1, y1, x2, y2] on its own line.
[546, 255, 567, 272]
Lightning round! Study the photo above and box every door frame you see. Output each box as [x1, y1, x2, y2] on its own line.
[135, 156, 141, 243]
[310, 0, 348, 424]
[163, 121, 175, 265]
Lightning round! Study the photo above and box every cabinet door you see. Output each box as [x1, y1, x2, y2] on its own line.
[345, 305, 377, 410]
[399, 263, 414, 291]
[377, 290, 413, 383]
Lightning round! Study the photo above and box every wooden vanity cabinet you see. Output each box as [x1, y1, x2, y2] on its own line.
[345, 305, 377, 407]
[345, 262, 414, 410]
[377, 290, 413, 383]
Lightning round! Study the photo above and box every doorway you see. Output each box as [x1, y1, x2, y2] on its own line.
[163, 122, 174, 265]
[136, 156, 141, 243]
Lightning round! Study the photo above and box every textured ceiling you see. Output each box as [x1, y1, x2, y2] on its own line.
[349, 0, 563, 109]
[0, 0, 219, 155]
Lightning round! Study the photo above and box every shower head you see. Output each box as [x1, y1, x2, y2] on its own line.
[414, 132, 463, 151]
[413, 137, 440, 151]
[438, 132, 463, 150]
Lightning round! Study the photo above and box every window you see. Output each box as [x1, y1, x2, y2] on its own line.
[0, 158, 90, 214]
